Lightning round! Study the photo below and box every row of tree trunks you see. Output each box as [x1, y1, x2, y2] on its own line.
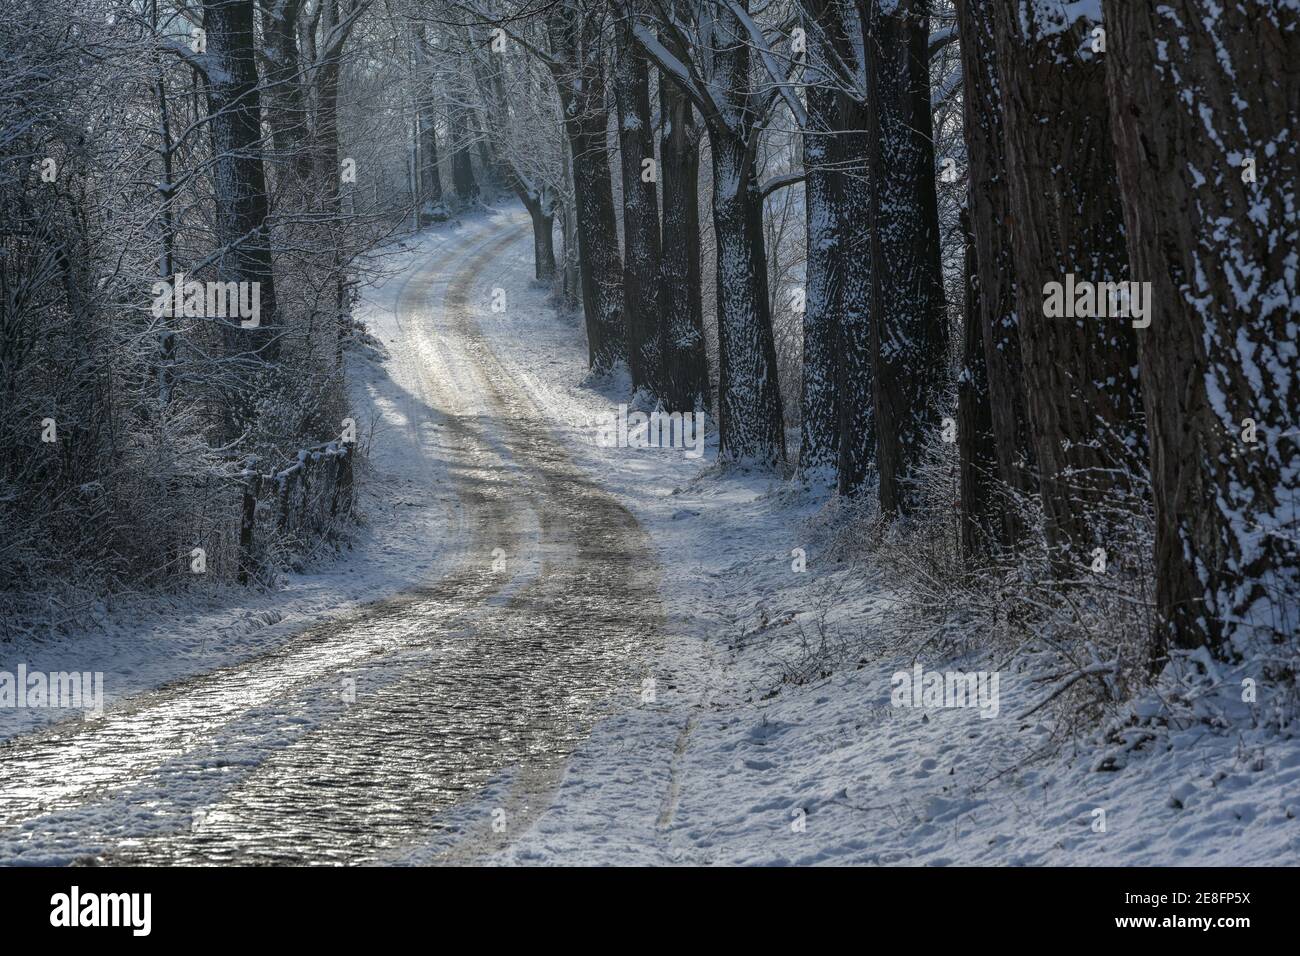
[624, 0, 784, 462]
[1101, 0, 1299, 656]
[864, 0, 946, 513]
[991, 2, 1146, 565]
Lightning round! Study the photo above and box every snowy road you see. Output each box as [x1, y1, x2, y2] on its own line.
[0, 214, 660, 865]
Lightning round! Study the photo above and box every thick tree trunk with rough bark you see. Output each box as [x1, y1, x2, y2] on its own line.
[832, 114, 875, 497]
[614, 14, 664, 394]
[707, 25, 785, 467]
[797, 9, 875, 494]
[550, 4, 626, 373]
[804, 0, 875, 496]
[258, 0, 309, 179]
[202, 0, 280, 384]
[1102, 0, 1299, 657]
[797, 58, 841, 485]
[657, 72, 707, 413]
[711, 133, 786, 466]
[864, 0, 946, 514]
[991, 1, 1146, 563]
[566, 111, 626, 372]
[953, 0, 1035, 544]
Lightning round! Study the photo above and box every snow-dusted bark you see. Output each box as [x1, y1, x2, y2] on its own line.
[1102, 0, 1299, 656]
[657, 59, 708, 412]
[832, 120, 875, 496]
[865, 0, 946, 513]
[792, 0, 875, 492]
[614, 10, 664, 394]
[798, 73, 843, 484]
[953, 0, 1035, 544]
[569, 134, 626, 372]
[991, 1, 1146, 560]
[705, 11, 786, 465]
[203, 0, 280, 397]
[794, 3, 840, 485]
[711, 131, 787, 465]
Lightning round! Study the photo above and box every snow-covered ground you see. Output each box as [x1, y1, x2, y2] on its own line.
[5, 202, 1297, 866]
[398, 204, 1300, 866]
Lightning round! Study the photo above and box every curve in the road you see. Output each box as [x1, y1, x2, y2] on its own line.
[0, 215, 662, 866]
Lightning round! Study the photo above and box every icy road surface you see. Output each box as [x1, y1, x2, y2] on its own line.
[0, 215, 660, 865]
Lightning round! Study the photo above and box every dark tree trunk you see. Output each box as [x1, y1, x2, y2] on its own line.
[450, 105, 480, 203]
[568, 115, 627, 372]
[258, 0, 309, 179]
[525, 193, 557, 282]
[801, 0, 874, 494]
[560, 143, 581, 311]
[202, 0, 280, 387]
[614, 11, 664, 395]
[992, 2, 1147, 562]
[313, 0, 350, 367]
[705, 14, 786, 467]
[864, 0, 946, 514]
[832, 109, 874, 496]
[549, 4, 626, 373]
[956, 207, 997, 556]
[657, 65, 707, 413]
[152, 0, 178, 406]
[418, 106, 444, 211]
[1102, 0, 1299, 657]
[797, 55, 841, 484]
[710, 131, 786, 467]
[953, 0, 1035, 543]
[414, 29, 445, 216]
